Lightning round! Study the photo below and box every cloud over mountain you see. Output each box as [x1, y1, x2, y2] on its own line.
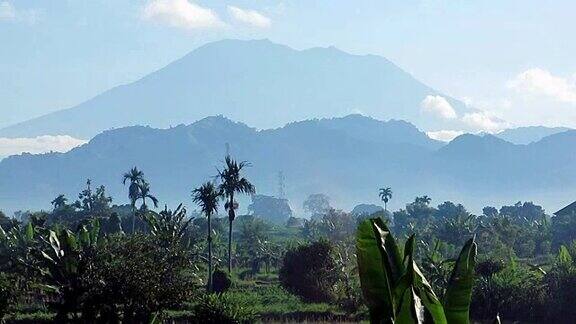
[507, 68, 576, 104]
[0, 135, 86, 159]
[228, 6, 271, 28]
[141, 0, 224, 30]
[421, 95, 457, 119]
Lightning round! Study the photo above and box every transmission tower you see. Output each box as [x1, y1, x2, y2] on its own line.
[278, 171, 286, 199]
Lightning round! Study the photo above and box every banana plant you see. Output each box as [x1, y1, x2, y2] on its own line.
[141, 204, 193, 247]
[356, 218, 477, 324]
[0, 221, 40, 273]
[38, 219, 100, 321]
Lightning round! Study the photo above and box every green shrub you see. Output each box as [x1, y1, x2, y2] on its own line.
[471, 262, 546, 322]
[279, 240, 339, 303]
[83, 234, 198, 322]
[190, 293, 257, 323]
[212, 268, 232, 293]
[0, 273, 13, 319]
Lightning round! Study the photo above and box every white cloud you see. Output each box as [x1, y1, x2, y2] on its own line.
[507, 68, 576, 104]
[0, 1, 15, 20]
[462, 112, 508, 133]
[141, 0, 224, 30]
[421, 95, 457, 119]
[0, 135, 87, 159]
[426, 130, 464, 142]
[228, 6, 271, 28]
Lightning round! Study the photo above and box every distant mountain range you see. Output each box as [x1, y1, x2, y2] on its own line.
[1, 115, 574, 215]
[0, 39, 474, 139]
[495, 126, 573, 145]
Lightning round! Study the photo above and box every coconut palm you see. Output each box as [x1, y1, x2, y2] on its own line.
[137, 182, 159, 211]
[122, 167, 145, 233]
[378, 187, 393, 212]
[192, 182, 221, 292]
[217, 155, 256, 274]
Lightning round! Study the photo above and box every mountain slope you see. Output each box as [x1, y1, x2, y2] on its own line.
[496, 126, 573, 144]
[0, 39, 473, 139]
[1, 115, 576, 215]
[0, 115, 438, 212]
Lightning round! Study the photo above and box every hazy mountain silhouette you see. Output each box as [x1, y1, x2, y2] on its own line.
[496, 126, 572, 144]
[0, 39, 472, 139]
[1, 115, 575, 214]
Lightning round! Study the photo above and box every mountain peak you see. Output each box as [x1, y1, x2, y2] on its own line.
[0, 39, 473, 139]
[189, 115, 255, 133]
[496, 126, 573, 144]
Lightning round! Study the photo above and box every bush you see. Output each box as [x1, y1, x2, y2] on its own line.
[279, 240, 339, 303]
[0, 273, 13, 319]
[82, 234, 198, 322]
[190, 293, 257, 323]
[212, 268, 232, 293]
[471, 262, 546, 322]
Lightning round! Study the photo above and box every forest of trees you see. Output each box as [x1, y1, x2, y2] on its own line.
[1, 155, 576, 323]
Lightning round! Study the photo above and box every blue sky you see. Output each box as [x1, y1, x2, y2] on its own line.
[2, 0, 576, 137]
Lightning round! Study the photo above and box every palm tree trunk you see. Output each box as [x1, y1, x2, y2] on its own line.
[385, 201, 387, 212]
[228, 194, 234, 274]
[131, 204, 136, 234]
[228, 216, 233, 274]
[207, 213, 213, 293]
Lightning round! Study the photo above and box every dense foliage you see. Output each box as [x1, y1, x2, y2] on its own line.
[279, 240, 339, 303]
[2, 159, 576, 323]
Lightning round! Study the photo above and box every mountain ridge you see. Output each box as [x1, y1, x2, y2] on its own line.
[0, 39, 474, 139]
[1, 114, 575, 215]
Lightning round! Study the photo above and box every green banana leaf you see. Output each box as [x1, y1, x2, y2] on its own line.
[492, 314, 501, 324]
[443, 238, 477, 324]
[90, 219, 100, 245]
[357, 218, 395, 323]
[25, 222, 34, 242]
[372, 218, 404, 282]
[398, 235, 447, 324]
[396, 286, 425, 324]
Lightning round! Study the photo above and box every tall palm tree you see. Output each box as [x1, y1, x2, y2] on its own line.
[122, 167, 145, 233]
[192, 182, 221, 292]
[379, 187, 393, 212]
[218, 155, 256, 274]
[138, 181, 159, 211]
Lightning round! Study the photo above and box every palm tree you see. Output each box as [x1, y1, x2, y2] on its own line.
[416, 195, 432, 205]
[379, 187, 393, 212]
[192, 182, 221, 292]
[137, 181, 159, 211]
[217, 155, 256, 274]
[51, 194, 68, 211]
[123, 167, 145, 233]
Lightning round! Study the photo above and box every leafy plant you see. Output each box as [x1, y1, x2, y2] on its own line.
[356, 217, 477, 324]
[85, 234, 197, 322]
[212, 268, 232, 293]
[141, 204, 193, 247]
[37, 219, 100, 321]
[279, 240, 340, 303]
[190, 293, 257, 323]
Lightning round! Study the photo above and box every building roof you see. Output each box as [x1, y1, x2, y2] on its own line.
[554, 201, 576, 216]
